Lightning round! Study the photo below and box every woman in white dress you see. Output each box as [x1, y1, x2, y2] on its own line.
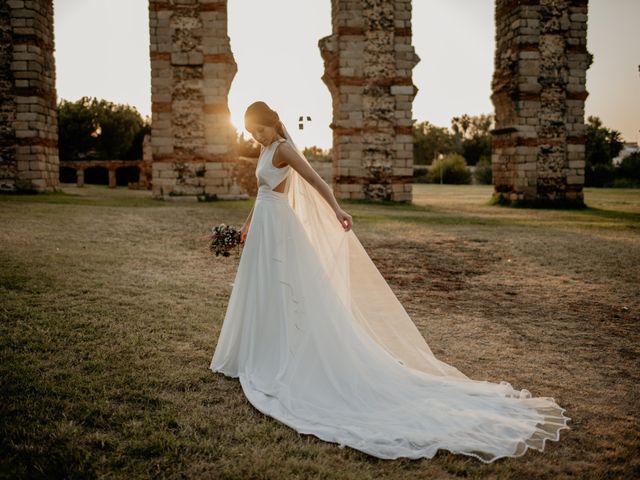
[210, 101, 570, 463]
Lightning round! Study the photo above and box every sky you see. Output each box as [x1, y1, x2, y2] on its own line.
[53, 0, 639, 149]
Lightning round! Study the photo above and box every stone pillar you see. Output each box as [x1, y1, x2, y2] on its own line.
[149, 0, 241, 200]
[108, 167, 116, 188]
[0, 0, 59, 193]
[319, 0, 418, 202]
[139, 133, 152, 189]
[491, 0, 591, 207]
[77, 167, 84, 187]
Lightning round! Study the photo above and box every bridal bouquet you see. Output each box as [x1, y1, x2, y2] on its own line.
[208, 223, 242, 257]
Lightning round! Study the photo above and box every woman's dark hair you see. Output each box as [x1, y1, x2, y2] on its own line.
[244, 101, 286, 139]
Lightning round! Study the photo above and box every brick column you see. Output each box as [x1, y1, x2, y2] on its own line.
[491, 0, 591, 207]
[0, 0, 59, 193]
[149, 0, 241, 200]
[319, 0, 418, 202]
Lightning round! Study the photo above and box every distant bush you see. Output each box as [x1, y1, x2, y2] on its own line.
[587, 163, 616, 188]
[615, 152, 640, 187]
[426, 154, 471, 184]
[474, 156, 493, 185]
[608, 177, 640, 188]
[583, 151, 640, 188]
[412, 173, 429, 184]
[302, 145, 332, 162]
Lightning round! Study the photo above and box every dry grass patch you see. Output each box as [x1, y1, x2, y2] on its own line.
[0, 183, 638, 479]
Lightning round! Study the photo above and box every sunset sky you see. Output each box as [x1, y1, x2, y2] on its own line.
[53, 0, 639, 149]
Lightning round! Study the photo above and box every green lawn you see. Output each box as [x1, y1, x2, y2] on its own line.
[1, 183, 638, 479]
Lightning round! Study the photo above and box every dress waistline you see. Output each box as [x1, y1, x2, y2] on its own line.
[256, 185, 288, 202]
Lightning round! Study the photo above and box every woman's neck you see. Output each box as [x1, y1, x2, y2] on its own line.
[265, 136, 281, 147]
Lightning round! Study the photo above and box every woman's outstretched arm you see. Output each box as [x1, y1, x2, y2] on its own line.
[274, 142, 353, 232]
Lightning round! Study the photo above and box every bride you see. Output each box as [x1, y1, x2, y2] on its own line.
[210, 101, 570, 463]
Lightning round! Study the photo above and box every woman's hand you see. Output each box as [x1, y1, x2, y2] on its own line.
[240, 222, 250, 243]
[335, 208, 353, 232]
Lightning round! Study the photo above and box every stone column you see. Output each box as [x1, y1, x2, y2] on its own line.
[491, 0, 591, 207]
[139, 133, 152, 189]
[108, 167, 116, 188]
[0, 0, 59, 193]
[149, 0, 241, 200]
[77, 167, 84, 187]
[320, 0, 418, 202]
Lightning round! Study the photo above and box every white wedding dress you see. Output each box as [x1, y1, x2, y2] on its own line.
[210, 125, 570, 463]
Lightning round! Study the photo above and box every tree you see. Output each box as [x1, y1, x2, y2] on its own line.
[426, 154, 471, 184]
[235, 132, 261, 157]
[474, 156, 493, 185]
[450, 114, 493, 166]
[302, 146, 332, 161]
[57, 98, 97, 160]
[585, 116, 624, 187]
[585, 116, 624, 165]
[57, 97, 149, 160]
[412, 121, 458, 165]
[615, 152, 640, 187]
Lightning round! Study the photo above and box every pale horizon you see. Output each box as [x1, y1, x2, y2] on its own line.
[53, 0, 639, 149]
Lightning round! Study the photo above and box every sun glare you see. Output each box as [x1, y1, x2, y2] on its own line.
[226, 0, 332, 149]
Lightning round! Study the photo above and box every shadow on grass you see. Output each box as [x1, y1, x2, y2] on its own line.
[341, 198, 438, 215]
[490, 194, 640, 223]
[0, 190, 251, 210]
[577, 207, 640, 225]
[2, 189, 637, 229]
[0, 190, 162, 208]
[354, 205, 639, 230]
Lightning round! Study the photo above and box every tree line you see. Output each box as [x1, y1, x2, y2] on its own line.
[57, 97, 150, 160]
[56, 97, 638, 187]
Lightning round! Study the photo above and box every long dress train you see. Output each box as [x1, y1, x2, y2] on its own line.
[210, 134, 570, 463]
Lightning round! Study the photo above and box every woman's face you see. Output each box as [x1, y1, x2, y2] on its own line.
[246, 122, 277, 147]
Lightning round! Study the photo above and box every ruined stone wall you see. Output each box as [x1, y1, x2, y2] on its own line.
[149, 0, 241, 200]
[319, 0, 418, 202]
[0, 0, 59, 193]
[0, 3, 16, 191]
[491, 0, 590, 206]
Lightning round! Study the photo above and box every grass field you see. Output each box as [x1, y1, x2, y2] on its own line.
[1, 183, 639, 479]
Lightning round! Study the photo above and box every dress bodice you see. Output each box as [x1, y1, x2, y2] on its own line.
[256, 138, 290, 191]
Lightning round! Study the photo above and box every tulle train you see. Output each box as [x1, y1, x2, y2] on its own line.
[211, 186, 570, 463]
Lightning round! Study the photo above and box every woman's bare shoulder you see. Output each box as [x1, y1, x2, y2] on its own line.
[273, 141, 298, 167]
